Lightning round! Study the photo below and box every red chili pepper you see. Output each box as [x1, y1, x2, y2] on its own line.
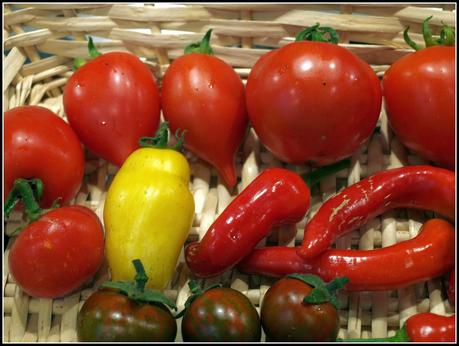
[185, 159, 351, 278]
[297, 165, 455, 260]
[238, 219, 454, 291]
[448, 269, 455, 306]
[338, 313, 456, 342]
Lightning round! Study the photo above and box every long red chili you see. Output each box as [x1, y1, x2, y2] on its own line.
[238, 219, 454, 291]
[297, 165, 455, 260]
[185, 167, 311, 278]
[338, 313, 456, 342]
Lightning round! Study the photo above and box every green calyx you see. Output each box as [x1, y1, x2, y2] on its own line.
[336, 324, 410, 342]
[404, 16, 455, 51]
[73, 36, 102, 70]
[286, 273, 349, 310]
[174, 280, 222, 319]
[295, 23, 339, 44]
[100, 259, 177, 311]
[139, 121, 187, 152]
[301, 157, 351, 188]
[4, 178, 61, 235]
[184, 29, 214, 55]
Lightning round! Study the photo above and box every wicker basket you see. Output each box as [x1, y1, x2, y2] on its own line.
[3, 3, 456, 342]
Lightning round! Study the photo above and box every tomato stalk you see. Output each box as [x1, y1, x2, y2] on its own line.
[175, 280, 222, 318]
[286, 274, 348, 309]
[73, 36, 102, 70]
[184, 29, 214, 55]
[139, 121, 187, 151]
[100, 259, 177, 310]
[404, 16, 455, 51]
[295, 23, 339, 44]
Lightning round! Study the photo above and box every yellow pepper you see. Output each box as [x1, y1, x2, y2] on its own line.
[104, 123, 195, 289]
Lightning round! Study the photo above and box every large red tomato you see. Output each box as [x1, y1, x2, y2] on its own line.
[246, 41, 382, 165]
[9, 205, 105, 298]
[4, 106, 85, 208]
[161, 51, 248, 189]
[383, 45, 455, 170]
[63, 52, 161, 167]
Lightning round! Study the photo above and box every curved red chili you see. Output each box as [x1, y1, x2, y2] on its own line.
[238, 219, 454, 291]
[297, 165, 455, 260]
[185, 168, 311, 278]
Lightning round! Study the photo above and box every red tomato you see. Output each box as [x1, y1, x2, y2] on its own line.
[8, 206, 105, 298]
[4, 106, 85, 208]
[63, 52, 161, 167]
[246, 41, 382, 165]
[383, 46, 455, 170]
[161, 53, 248, 188]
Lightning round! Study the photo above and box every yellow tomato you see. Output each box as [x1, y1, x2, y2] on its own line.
[104, 145, 194, 289]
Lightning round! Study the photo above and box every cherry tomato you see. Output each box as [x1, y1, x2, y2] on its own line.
[383, 46, 455, 170]
[181, 287, 261, 342]
[63, 52, 161, 167]
[8, 206, 104, 298]
[78, 289, 177, 342]
[261, 277, 340, 341]
[162, 53, 248, 189]
[246, 41, 381, 165]
[4, 106, 84, 208]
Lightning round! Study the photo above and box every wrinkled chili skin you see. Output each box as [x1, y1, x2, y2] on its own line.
[77, 289, 177, 342]
[261, 278, 339, 342]
[181, 287, 261, 342]
[298, 165, 455, 259]
[185, 168, 310, 278]
[239, 219, 455, 291]
[406, 313, 455, 342]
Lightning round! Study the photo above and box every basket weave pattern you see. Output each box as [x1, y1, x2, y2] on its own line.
[3, 3, 456, 342]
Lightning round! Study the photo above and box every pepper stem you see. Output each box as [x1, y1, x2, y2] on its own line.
[295, 23, 339, 44]
[139, 122, 187, 152]
[286, 274, 349, 310]
[133, 259, 148, 292]
[184, 29, 214, 55]
[404, 16, 455, 51]
[337, 325, 410, 342]
[4, 178, 44, 222]
[302, 158, 351, 188]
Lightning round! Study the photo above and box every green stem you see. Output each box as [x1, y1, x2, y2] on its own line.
[286, 274, 349, 310]
[4, 179, 44, 222]
[174, 280, 222, 319]
[184, 29, 214, 55]
[404, 16, 455, 51]
[73, 36, 102, 70]
[422, 16, 437, 47]
[337, 325, 410, 342]
[403, 27, 420, 51]
[99, 259, 177, 310]
[295, 23, 339, 44]
[302, 158, 351, 188]
[139, 122, 187, 152]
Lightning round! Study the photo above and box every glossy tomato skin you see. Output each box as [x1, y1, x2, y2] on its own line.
[246, 41, 382, 165]
[4, 106, 85, 208]
[181, 287, 261, 342]
[78, 289, 177, 342]
[161, 53, 248, 188]
[8, 206, 104, 298]
[383, 46, 455, 170]
[261, 278, 339, 342]
[63, 52, 160, 167]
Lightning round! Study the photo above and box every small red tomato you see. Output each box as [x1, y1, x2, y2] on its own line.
[261, 277, 340, 342]
[162, 31, 248, 188]
[64, 51, 161, 167]
[383, 45, 455, 169]
[8, 206, 105, 298]
[246, 35, 381, 166]
[4, 106, 85, 208]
